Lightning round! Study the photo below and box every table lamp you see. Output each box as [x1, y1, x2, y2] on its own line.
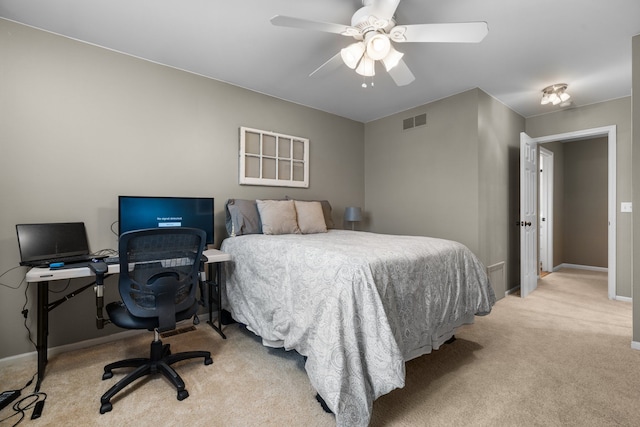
[344, 206, 362, 230]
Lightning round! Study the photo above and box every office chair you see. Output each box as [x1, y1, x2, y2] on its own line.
[99, 227, 213, 414]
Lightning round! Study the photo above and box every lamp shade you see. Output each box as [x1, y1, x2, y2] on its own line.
[344, 206, 362, 222]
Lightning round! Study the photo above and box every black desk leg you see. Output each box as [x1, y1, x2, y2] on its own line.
[35, 281, 49, 392]
[207, 263, 226, 339]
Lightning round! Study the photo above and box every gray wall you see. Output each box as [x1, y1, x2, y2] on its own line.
[363, 90, 480, 251]
[563, 138, 608, 267]
[540, 138, 608, 269]
[364, 89, 525, 297]
[0, 19, 364, 359]
[526, 97, 632, 298]
[477, 90, 525, 292]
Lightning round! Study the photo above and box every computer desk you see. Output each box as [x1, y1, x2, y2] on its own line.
[25, 248, 231, 392]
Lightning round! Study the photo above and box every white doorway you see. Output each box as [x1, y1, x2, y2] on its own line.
[520, 125, 616, 299]
[539, 147, 553, 274]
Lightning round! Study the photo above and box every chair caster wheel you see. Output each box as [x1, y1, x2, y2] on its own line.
[204, 357, 213, 365]
[177, 390, 189, 401]
[102, 371, 113, 380]
[100, 402, 112, 414]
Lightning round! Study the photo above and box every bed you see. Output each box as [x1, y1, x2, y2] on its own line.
[220, 199, 496, 426]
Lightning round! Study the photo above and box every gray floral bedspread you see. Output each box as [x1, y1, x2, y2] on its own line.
[221, 230, 495, 426]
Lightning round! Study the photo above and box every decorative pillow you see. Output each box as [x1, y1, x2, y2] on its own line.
[225, 199, 262, 236]
[256, 200, 300, 235]
[294, 201, 327, 234]
[285, 197, 334, 229]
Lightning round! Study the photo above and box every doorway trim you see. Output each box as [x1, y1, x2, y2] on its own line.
[539, 147, 554, 274]
[528, 125, 616, 299]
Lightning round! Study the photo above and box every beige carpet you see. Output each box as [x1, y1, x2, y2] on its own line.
[1, 268, 638, 426]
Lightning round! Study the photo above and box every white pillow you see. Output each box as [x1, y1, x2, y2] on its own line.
[256, 200, 300, 235]
[294, 201, 327, 234]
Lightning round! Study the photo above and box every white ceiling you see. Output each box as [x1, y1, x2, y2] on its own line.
[1, 0, 639, 123]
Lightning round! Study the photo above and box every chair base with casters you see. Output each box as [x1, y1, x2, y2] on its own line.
[99, 301, 213, 414]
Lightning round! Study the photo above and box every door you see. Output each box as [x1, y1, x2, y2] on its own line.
[539, 147, 554, 273]
[520, 132, 538, 297]
[539, 158, 548, 272]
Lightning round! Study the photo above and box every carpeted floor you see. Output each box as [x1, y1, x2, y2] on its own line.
[1, 268, 638, 426]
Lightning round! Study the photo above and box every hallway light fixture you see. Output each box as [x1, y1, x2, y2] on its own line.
[541, 83, 571, 106]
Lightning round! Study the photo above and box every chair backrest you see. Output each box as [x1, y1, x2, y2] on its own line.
[118, 227, 206, 332]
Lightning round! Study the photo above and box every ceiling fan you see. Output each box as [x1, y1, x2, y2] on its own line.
[271, 0, 488, 86]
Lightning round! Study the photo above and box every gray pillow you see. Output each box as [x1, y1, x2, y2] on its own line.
[225, 199, 262, 236]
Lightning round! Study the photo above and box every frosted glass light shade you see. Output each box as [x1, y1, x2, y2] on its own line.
[382, 46, 404, 71]
[355, 55, 375, 77]
[341, 42, 365, 69]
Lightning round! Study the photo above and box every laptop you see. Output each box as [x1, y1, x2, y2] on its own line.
[16, 222, 103, 267]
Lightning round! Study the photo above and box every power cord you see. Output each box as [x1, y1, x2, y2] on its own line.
[0, 266, 27, 290]
[0, 374, 47, 426]
[21, 284, 36, 350]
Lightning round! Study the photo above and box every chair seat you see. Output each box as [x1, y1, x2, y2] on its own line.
[106, 300, 199, 331]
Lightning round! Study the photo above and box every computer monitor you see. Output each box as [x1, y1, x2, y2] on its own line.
[118, 196, 215, 244]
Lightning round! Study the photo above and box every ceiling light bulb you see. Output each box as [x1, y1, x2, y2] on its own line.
[382, 46, 404, 71]
[550, 93, 561, 105]
[559, 91, 570, 102]
[366, 33, 391, 61]
[540, 94, 551, 105]
[341, 42, 365, 69]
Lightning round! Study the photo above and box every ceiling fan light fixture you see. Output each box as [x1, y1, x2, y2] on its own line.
[355, 54, 376, 77]
[341, 42, 366, 69]
[541, 83, 570, 106]
[382, 46, 404, 71]
[366, 33, 391, 60]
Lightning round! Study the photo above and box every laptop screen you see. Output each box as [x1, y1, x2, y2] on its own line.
[16, 222, 90, 265]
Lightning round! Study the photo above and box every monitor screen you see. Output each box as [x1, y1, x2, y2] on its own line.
[118, 196, 214, 244]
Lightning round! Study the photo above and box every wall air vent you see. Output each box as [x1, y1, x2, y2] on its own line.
[402, 113, 427, 131]
[414, 113, 427, 127]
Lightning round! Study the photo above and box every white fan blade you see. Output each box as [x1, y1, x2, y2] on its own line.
[309, 52, 344, 78]
[387, 58, 415, 86]
[271, 15, 352, 35]
[369, 0, 401, 22]
[393, 22, 488, 43]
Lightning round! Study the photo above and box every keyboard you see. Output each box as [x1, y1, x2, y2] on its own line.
[37, 254, 101, 266]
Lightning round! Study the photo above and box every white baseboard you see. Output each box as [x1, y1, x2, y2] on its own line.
[0, 329, 145, 367]
[553, 263, 608, 273]
[505, 286, 520, 296]
[631, 341, 640, 351]
[0, 313, 213, 368]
